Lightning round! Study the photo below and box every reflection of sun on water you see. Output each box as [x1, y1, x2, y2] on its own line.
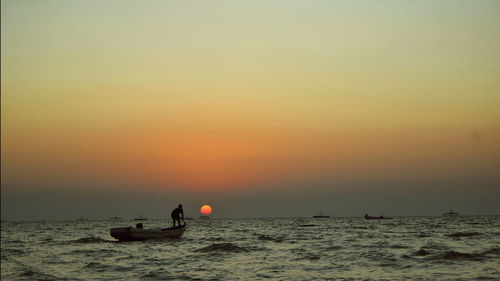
[200, 205, 212, 215]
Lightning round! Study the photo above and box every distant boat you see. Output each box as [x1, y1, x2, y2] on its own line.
[134, 215, 148, 221]
[109, 216, 122, 221]
[110, 223, 186, 241]
[443, 210, 459, 217]
[199, 215, 210, 219]
[76, 216, 88, 222]
[313, 210, 330, 218]
[365, 214, 392, 220]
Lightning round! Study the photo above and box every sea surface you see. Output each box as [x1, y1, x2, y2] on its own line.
[1, 216, 499, 280]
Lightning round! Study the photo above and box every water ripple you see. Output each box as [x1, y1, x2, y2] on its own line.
[2, 216, 499, 280]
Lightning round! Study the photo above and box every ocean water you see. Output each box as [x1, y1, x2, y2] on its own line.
[1, 216, 499, 280]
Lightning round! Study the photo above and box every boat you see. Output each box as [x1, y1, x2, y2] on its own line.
[109, 216, 122, 221]
[110, 223, 187, 241]
[313, 210, 330, 218]
[443, 210, 459, 217]
[199, 215, 210, 219]
[364, 214, 392, 220]
[133, 214, 148, 221]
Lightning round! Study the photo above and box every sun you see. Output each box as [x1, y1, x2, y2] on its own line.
[200, 205, 212, 215]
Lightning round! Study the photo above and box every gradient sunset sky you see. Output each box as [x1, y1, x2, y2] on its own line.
[2, 0, 499, 220]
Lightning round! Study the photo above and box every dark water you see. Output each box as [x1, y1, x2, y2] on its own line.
[1, 216, 499, 280]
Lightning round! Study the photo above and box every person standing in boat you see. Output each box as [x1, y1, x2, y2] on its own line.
[171, 204, 184, 227]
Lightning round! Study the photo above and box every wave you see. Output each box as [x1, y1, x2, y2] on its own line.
[144, 257, 168, 264]
[390, 244, 409, 249]
[116, 254, 134, 261]
[72, 237, 111, 243]
[4, 248, 25, 255]
[42, 237, 53, 243]
[413, 249, 431, 256]
[446, 232, 481, 238]
[482, 247, 500, 256]
[70, 248, 118, 255]
[83, 262, 130, 272]
[421, 243, 450, 251]
[294, 254, 321, 261]
[207, 237, 224, 242]
[407, 247, 499, 262]
[428, 250, 484, 261]
[6, 239, 24, 244]
[139, 271, 198, 281]
[140, 272, 164, 280]
[325, 245, 343, 251]
[84, 262, 103, 269]
[195, 243, 249, 253]
[20, 270, 57, 280]
[257, 234, 284, 243]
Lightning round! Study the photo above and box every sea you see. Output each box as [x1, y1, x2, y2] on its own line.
[1, 216, 499, 280]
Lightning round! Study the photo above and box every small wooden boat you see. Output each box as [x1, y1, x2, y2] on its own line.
[365, 214, 392, 220]
[109, 216, 122, 221]
[443, 210, 459, 217]
[313, 210, 330, 218]
[110, 224, 186, 241]
[133, 214, 148, 221]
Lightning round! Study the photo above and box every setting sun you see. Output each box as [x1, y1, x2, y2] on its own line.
[200, 205, 212, 215]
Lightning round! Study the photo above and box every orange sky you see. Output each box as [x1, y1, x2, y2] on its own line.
[2, 0, 500, 204]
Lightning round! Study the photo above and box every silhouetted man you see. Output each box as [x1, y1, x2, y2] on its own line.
[171, 204, 184, 227]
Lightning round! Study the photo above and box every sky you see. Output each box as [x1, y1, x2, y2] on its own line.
[2, 0, 500, 220]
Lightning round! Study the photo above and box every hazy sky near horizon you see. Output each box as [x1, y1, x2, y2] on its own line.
[2, 0, 500, 220]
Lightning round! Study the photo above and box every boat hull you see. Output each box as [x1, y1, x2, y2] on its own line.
[110, 225, 186, 241]
[365, 216, 392, 220]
